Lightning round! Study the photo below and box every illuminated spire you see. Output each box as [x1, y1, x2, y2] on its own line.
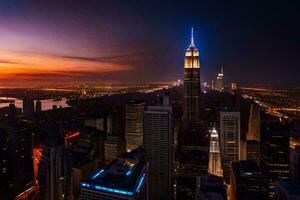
[190, 27, 195, 47]
[221, 65, 224, 74]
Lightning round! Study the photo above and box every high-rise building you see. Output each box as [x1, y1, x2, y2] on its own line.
[81, 158, 148, 200]
[109, 105, 125, 138]
[260, 121, 290, 199]
[248, 103, 261, 141]
[183, 28, 201, 130]
[290, 142, 300, 181]
[143, 102, 172, 200]
[195, 175, 227, 200]
[246, 140, 261, 165]
[231, 82, 238, 92]
[230, 160, 268, 200]
[220, 111, 240, 184]
[72, 158, 98, 198]
[208, 127, 222, 177]
[38, 134, 72, 200]
[0, 104, 34, 199]
[36, 100, 42, 113]
[125, 100, 146, 152]
[23, 96, 34, 116]
[215, 66, 224, 92]
[104, 136, 126, 165]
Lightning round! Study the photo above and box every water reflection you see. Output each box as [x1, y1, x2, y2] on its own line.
[0, 97, 69, 111]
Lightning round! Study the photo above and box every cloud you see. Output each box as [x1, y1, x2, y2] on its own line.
[0, 59, 23, 65]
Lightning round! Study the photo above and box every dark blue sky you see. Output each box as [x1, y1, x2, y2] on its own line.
[0, 0, 299, 86]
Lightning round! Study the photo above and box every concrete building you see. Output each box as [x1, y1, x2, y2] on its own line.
[261, 121, 290, 199]
[36, 100, 42, 113]
[0, 105, 34, 199]
[23, 96, 34, 115]
[220, 111, 240, 184]
[215, 66, 224, 92]
[38, 134, 72, 200]
[125, 100, 146, 152]
[208, 127, 222, 177]
[230, 161, 268, 200]
[81, 158, 148, 200]
[195, 175, 226, 200]
[183, 28, 201, 130]
[143, 102, 172, 200]
[290, 143, 300, 181]
[104, 136, 126, 165]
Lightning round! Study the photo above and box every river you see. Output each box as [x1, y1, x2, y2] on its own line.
[0, 97, 69, 111]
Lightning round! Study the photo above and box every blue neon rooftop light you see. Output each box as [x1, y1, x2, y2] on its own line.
[135, 174, 145, 193]
[82, 182, 134, 196]
[126, 169, 133, 176]
[81, 173, 145, 196]
[92, 169, 104, 179]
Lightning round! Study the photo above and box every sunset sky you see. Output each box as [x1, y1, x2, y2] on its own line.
[0, 0, 299, 86]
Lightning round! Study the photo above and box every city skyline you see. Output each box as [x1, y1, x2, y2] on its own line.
[0, 1, 299, 86]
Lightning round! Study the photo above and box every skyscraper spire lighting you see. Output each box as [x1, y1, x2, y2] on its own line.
[190, 27, 195, 47]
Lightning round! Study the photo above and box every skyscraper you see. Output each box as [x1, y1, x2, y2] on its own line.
[0, 104, 34, 199]
[125, 100, 146, 152]
[143, 100, 172, 200]
[220, 111, 240, 184]
[104, 136, 126, 165]
[38, 134, 72, 200]
[248, 103, 261, 141]
[36, 100, 42, 113]
[195, 175, 227, 200]
[215, 66, 224, 92]
[260, 121, 290, 199]
[290, 143, 300, 181]
[23, 96, 34, 116]
[208, 127, 222, 177]
[183, 28, 201, 130]
[230, 161, 268, 200]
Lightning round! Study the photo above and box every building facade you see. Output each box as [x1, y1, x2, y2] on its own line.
[125, 100, 146, 152]
[0, 104, 34, 199]
[220, 111, 240, 184]
[208, 127, 222, 177]
[215, 66, 224, 92]
[230, 161, 268, 200]
[290, 144, 300, 181]
[104, 136, 126, 165]
[183, 28, 201, 130]
[38, 135, 72, 200]
[261, 122, 290, 199]
[143, 105, 172, 200]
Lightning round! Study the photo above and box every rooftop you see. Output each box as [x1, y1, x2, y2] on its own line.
[81, 158, 146, 196]
[126, 99, 146, 105]
[232, 160, 264, 179]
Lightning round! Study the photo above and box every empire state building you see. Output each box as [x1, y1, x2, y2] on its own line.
[183, 28, 201, 130]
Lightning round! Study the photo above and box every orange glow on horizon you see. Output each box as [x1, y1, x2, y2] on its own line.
[0, 50, 134, 82]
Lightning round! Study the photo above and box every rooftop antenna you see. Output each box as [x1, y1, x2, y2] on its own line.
[191, 27, 195, 47]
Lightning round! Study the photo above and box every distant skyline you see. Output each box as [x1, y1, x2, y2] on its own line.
[0, 0, 299, 86]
